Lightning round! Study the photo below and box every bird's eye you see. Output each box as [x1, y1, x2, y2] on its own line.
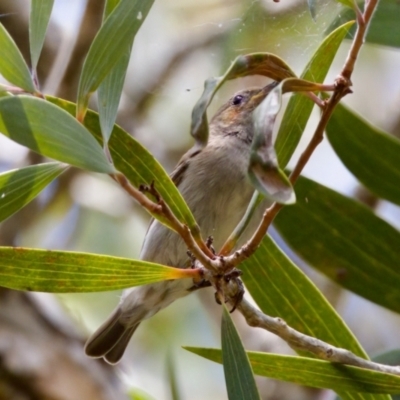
[232, 94, 244, 106]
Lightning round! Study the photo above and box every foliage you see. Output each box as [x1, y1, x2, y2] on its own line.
[0, 0, 399, 399]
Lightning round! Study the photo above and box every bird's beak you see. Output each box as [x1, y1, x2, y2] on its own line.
[250, 81, 279, 109]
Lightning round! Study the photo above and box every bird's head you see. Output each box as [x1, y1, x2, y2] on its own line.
[210, 81, 278, 143]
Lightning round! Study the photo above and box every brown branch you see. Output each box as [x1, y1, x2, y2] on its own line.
[112, 173, 218, 272]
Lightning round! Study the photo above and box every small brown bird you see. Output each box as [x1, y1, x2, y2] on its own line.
[85, 82, 276, 364]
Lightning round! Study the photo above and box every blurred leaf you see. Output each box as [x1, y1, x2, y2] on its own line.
[327, 0, 400, 48]
[166, 352, 182, 400]
[47, 96, 199, 234]
[128, 389, 156, 400]
[249, 83, 295, 204]
[0, 163, 67, 222]
[98, 0, 131, 145]
[326, 102, 400, 206]
[0, 247, 194, 293]
[191, 53, 296, 147]
[373, 350, 400, 368]
[76, 0, 154, 119]
[336, 0, 356, 8]
[221, 306, 261, 400]
[274, 175, 400, 314]
[0, 96, 115, 173]
[185, 348, 400, 395]
[0, 23, 35, 93]
[29, 0, 55, 72]
[275, 20, 354, 167]
[308, 0, 317, 21]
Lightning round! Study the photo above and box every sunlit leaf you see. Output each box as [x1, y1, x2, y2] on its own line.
[0, 23, 35, 93]
[221, 306, 261, 400]
[76, 0, 154, 119]
[29, 0, 55, 72]
[275, 20, 355, 167]
[0, 96, 115, 173]
[191, 53, 296, 147]
[274, 175, 400, 314]
[326, 102, 400, 206]
[327, 0, 400, 48]
[98, 0, 131, 145]
[0, 163, 67, 222]
[185, 348, 400, 395]
[249, 83, 295, 204]
[0, 247, 195, 293]
[47, 96, 200, 234]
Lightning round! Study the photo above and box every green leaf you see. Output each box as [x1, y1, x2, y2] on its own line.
[326, 102, 400, 206]
[275, 20, 354, 167]
[0, 23, 35, 93]
[191, 53, 296, 147]
[0, 163, 67, 222]
[327, 0, 400, 48]
[241, 235, 390, 400]
[0, 96, 115, 173]
[29, 0, 55, 72]
[274, 175, 400, 315]
[0, 247, 189, 293]
[47, 96, 199, 233]
[98, 0, 131, 145]
[241, 236, 364, 354]
[221, 306, 261, 400]
[76, 0, 154, 119]
[185, 349, 400, 395]
[249, 82, 295, 204]
[166, 352, 182, 400]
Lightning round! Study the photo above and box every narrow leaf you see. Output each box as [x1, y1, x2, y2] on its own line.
[191, 53, 296, 147]
[0, 247, 190, 293]
[221, 306, 261, 400]
[29, 0, 55, 72]
[241, 235, 389, 400]
[0, 163, 67, 222]
[274, 175, 400, 314]
[98, 0, 131, 145]
[185, 348, 400, 395]
[0, 96, 115, 173]
[76, 0, 154, 119]
[249, 83, 295, 204]
[326, 102, 400, 206]
[327, 0, 400, 49]
[47, 96, 199, 234]
[0, 23, 35, 93]
[275, 20, 354, 167]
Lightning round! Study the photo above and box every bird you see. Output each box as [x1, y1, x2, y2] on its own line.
[85, 82, 276, 364]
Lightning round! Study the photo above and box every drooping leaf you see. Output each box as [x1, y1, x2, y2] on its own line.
[0, 23, 35, 93]
[275, 20, 355, 167]
[241, 235, 364, 353]
[191, 53, 296, 147]
[47, 96, 200, 235]
[326, 102, 400, 206]
[98, 0, 131, 145]
[76, 0, 154, 119]
[29, 0, 55, 72]
[0, 247, 195, 293]
[221, 306, 261, 400]
[274, 175, 400, 315]
[185, 348, 400, 395]
[0, 163, 67, 222]
[249, 83, 295, 204]
[327, 0, 400, 49]
[0, 96, 115, 173]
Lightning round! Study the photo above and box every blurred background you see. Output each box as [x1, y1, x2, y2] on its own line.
[0, 0, 400, 399]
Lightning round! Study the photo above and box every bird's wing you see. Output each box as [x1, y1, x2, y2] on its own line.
[170, 146, 201, 187]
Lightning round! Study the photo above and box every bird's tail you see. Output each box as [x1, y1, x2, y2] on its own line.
[84, 307, 139, 365]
